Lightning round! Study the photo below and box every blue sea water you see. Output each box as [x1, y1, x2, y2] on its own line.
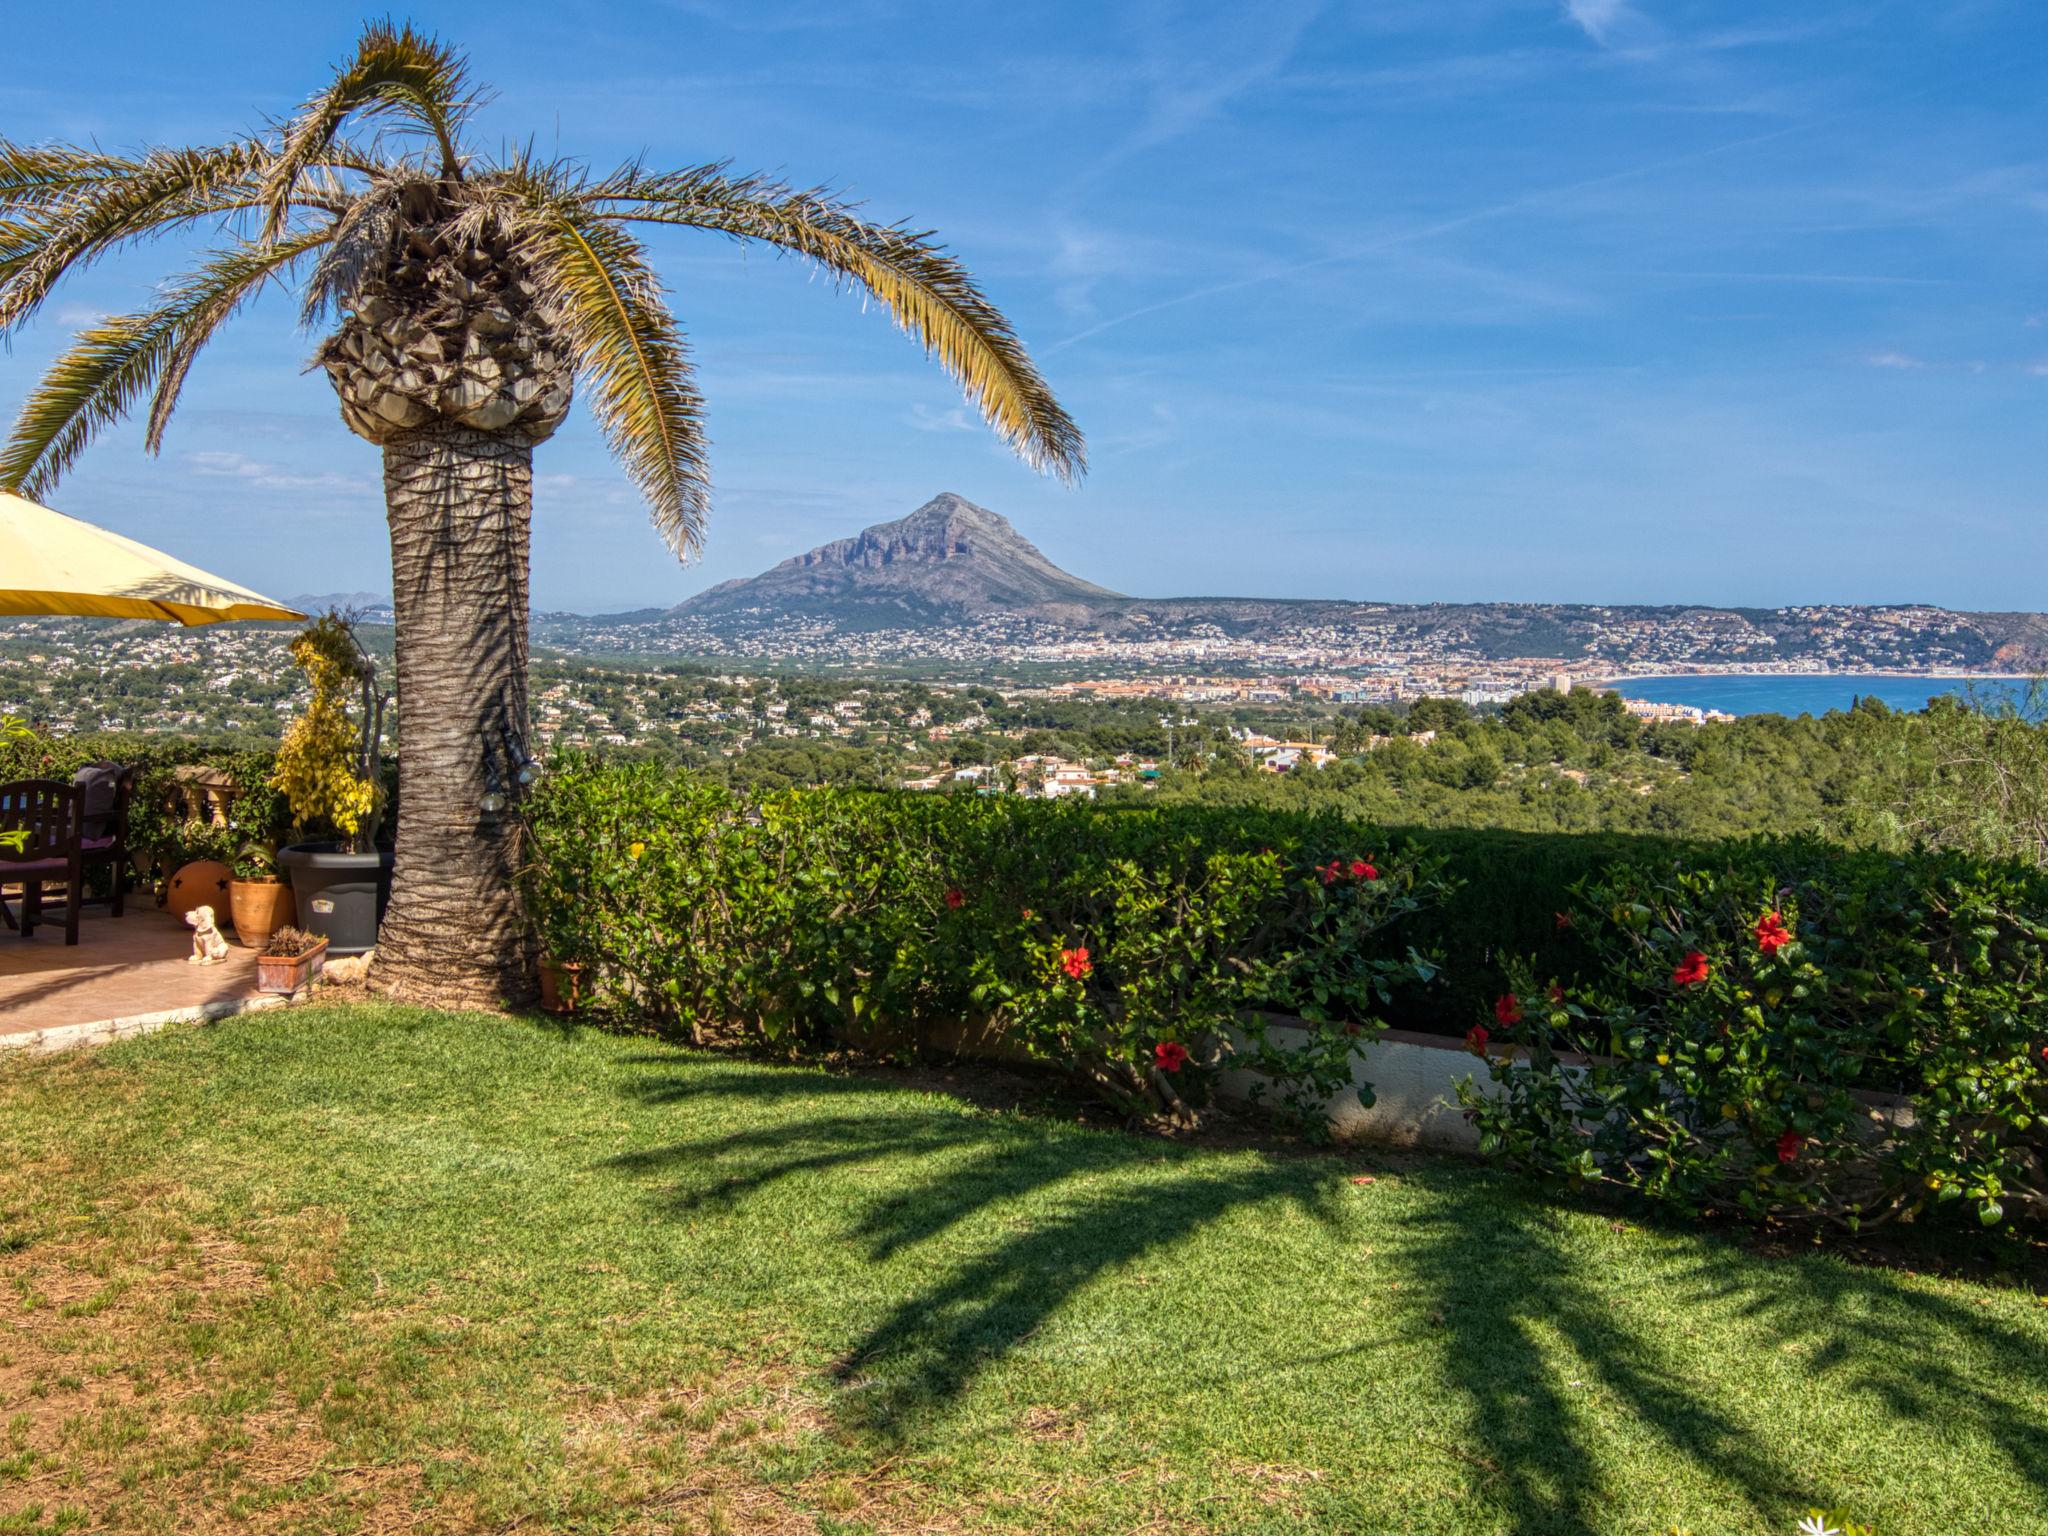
[1600, 673, 2033, 718]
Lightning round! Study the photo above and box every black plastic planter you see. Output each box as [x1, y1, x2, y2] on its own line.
[279, 843, 393, 956]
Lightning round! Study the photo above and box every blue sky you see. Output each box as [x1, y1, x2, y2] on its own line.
[3, 1, 2044, 613]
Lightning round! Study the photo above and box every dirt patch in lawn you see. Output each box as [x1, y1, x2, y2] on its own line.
[0, 1176, 444, 1535]
[557, 1363, 970, 1536]
[0, 1164, 956, 1535]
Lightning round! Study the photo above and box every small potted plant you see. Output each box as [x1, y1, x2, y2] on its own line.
[537, 955, 585, 1015]
[532, 868, 586, 1015]
[255, 925, 329, 995]
[275, 614, 392, 957]
[228, 839, 295, 950]
[522, 808, 587, 1015]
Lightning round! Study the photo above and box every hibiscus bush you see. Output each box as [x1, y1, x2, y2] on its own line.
[963, 843, 1449, 1126]
[521, 755, 1452, 1125]
[1461, 842, 2048, 1231]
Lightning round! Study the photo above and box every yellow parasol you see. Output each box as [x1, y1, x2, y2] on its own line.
[0, 490, 305, 626]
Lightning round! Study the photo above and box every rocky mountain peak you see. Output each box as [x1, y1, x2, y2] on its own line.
[675, 493, 1120, 622]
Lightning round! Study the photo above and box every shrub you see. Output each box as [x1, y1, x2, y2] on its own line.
[1463, 841, 2048, 1231]
[525, 756, 2047, 1228]
[0, 728, 289, 889]
[521, 756, 1453, 1127]
[272, 614, 384, 846]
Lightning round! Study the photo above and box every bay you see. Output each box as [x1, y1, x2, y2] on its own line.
[1596, 673, 2036, 718]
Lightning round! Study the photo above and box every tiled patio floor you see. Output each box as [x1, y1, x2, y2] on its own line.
[0, 905, 271, 1047]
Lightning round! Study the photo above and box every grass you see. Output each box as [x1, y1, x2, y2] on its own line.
[0, 1003, 2043, 1534]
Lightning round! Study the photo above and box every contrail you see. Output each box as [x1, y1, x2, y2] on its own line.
[1044, 118, 1817, 354]
[1044, 53, 2032, 356]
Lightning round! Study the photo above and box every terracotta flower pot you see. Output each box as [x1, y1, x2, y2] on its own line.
[229, 876, 296, 950]
[538, 959, 585, 1015]
[256, 937, 328, 995]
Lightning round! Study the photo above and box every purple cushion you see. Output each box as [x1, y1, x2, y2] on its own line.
[80, 835, 115, 850]
[1, 858, 69, 876]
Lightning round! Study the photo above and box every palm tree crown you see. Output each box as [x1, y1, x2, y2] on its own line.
[0, 20, 1086, 553]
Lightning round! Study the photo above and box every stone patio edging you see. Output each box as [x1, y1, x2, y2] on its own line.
[0, 992, 293, 1056]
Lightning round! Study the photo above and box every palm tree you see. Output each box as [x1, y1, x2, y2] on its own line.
[0, 22, 1084, 1009]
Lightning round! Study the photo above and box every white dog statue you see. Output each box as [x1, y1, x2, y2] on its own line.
[185, 905, 229, 965]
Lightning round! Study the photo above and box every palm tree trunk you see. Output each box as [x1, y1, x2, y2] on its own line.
[370, 423, 536, 1009]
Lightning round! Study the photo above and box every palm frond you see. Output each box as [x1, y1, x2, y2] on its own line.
[300, 179, 409, 325]
[510, 186, 711, 557]
[0, 140, 138, 211]
[0, 230, 330, 497]
[149, 227, 333, 450]
[0, 142, 279, 336]
[596, 167, 1085, 482]
[262, 21, 475, 237]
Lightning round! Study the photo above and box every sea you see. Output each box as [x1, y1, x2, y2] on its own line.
[1598, 673, 2037, 719]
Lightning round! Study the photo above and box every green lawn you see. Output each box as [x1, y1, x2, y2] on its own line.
[1, 1004, 2043, 1534]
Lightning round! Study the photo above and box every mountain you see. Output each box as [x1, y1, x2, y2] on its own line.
[674, 492, 1122, 626]
[531, 491, 2048, 674]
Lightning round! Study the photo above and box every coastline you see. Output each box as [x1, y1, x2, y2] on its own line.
[1591, 668, 2037, 690]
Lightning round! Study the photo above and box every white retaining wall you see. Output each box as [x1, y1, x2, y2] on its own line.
[1216, 1022, 1508, 1152]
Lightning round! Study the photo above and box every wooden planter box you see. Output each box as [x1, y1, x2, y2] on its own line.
[256, 937, 328, 995]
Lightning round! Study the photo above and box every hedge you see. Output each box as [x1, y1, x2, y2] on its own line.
[0, 732, 394, 887]
[0, 732, 289, 885]
[523, 755, 2048, 1231]
[1469, 843, 2048, 1231]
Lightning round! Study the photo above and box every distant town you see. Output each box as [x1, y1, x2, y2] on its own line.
[0, 600, 1952, 806]
[537, 597, 2003, 683]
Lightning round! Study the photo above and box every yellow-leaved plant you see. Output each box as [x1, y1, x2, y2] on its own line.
[273, 614, 380, 845]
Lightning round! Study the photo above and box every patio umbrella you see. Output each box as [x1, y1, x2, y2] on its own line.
[0, 490, 304, 626]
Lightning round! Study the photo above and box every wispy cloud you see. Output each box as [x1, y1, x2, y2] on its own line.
[182, 450, 368, 495]
[1097, 402, 1180, 458]
[1048, 115, 1823, 354]
[1561, 0, 1661, 50]
[904, 404, 977, 434]
[1862, 351, 1924, 369]
[1563, 0, 1632, 45]
[1077, 2, 1323, 181]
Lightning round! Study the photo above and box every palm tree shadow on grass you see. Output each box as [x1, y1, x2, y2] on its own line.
[609, 1066, 1345, 1440]
[1672, 1236, 2048, 1505]
[1393, 1164, 2048, 1532]
[604, 1066, 2046, 1530]
[1391, 1168, 1809, 1534]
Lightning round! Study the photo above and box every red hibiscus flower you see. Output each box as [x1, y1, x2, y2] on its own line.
[1547, 984, 1566, 1005]
[1153, 1040, 1189, 1073]
[1671, 951, 1711, 987]
[1465, 1025, 1491, 1056]
[1351, 859, 1378, 881]
[1494, 993, 1523, 1026]
[1776, 1130, 1805, 1164]
[1754, 911, 1792, 956]
[944, 887, 965, 910]
[1320, 860, 1342, 885]
[1060, 946, 1093, 980]
[1555, 910, 1575, 931]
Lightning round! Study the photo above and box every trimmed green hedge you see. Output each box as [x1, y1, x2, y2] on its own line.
[1371, 825, 1707, 1028]
[1469, 843, 2048, 1230]
[524, 757, 2048, 1230]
